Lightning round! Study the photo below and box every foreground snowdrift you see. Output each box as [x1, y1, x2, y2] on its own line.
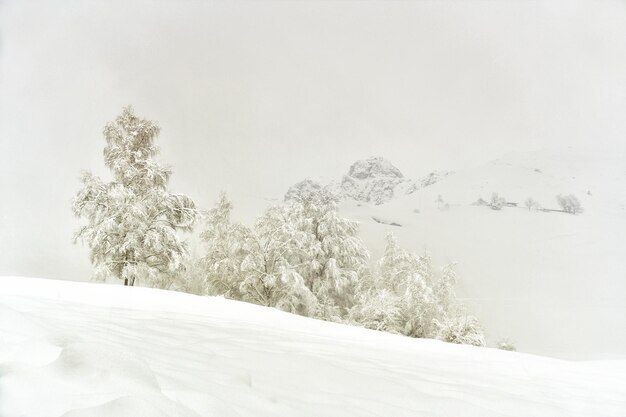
[1, 277, 624, 417]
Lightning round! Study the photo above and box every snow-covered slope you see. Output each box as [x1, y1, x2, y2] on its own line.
[1, 276, 624, 417]
[340, 148, 626, 359]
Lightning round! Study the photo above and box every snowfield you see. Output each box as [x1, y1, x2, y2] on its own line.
[333, 149, 626, 359]
[1, 277, 624, 417]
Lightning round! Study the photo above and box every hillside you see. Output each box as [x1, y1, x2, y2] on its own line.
[337, 148, 626, 359]
[1, 276, 625, 417]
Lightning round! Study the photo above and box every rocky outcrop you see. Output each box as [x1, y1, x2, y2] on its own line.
[285, 157, 451, 205]
[340, 157, 417, 205]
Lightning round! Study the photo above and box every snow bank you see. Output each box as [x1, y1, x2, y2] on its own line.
[0, 276, 624, 417]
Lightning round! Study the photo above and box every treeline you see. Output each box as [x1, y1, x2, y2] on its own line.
[183, 191, 485, 346]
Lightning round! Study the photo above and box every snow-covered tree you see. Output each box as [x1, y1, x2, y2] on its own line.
[239, 204, 318, 316]
[435, 194, 450, 210]
[434, 312, 485, 347]
[377, 234, 423, 291]
[286, 188, 369, 319]
[497, 337, 517, 351]
[199, 189, 369, 319]
[73, 106, 198, 286]
[378, 234, 439, 337]
[556, 194, 583, 214]
[524, 197, 540, 211]
[349, 234, 439, 338]
[433, 263, 456, 314]
[348, 287, 401, 333]
[200, 193, 252, 299]
[199, 196, 317, 315]
[432, 265, 485, 346]
[349, 234, 485, 346]
[489, 192, 506, 210]
[435, 194, 444, 209]
[167, 258, 207, 295]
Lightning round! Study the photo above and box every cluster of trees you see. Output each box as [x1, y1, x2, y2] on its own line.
[73, 107, 485, 347]
[489, 193, 507, 210]
[348, 234, 484, 345]
[525, 194, 583, 214]
[556, 194, 584, 214]
[473, 193, 508, 210]
[199, 190, 367, 320]
[198, 192, 485, 345]
[474, 192, 583, 214]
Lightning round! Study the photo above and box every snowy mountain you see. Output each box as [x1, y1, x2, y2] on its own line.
[339, 157, 417, 204]
[286, 156, 449, 205]
[1, 276, 624, 417]
[284, 178, 328, 203]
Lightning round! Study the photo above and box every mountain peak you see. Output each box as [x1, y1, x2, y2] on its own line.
[285, 157, 451, 206]
[341, 157, 415, 205]
[346, 157, 405, 180]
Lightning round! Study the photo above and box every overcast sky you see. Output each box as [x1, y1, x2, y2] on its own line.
[1, 0, 626, 280]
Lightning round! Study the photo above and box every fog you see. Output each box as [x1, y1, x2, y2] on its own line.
[1, 0, 625, 283]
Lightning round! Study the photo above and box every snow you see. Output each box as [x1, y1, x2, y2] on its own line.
[1, 276, 625, 417]
[335, 148, 626, 359]
[222, 148, 626, 359]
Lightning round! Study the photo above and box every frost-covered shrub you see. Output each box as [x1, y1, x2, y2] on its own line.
[434, 313, 485, 347]
[489, 193, 506, 210]
[556, 194, 583, 214]
[73, 107, 199, 286]
[497, 338, 517, 351]
[524, 197, 541, 211]
[473, 197, 488, 206]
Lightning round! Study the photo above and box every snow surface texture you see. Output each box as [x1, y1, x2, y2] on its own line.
[1, 277, 625, 417]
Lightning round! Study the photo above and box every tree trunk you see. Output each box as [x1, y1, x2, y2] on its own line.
[124, 278, 128, 286]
